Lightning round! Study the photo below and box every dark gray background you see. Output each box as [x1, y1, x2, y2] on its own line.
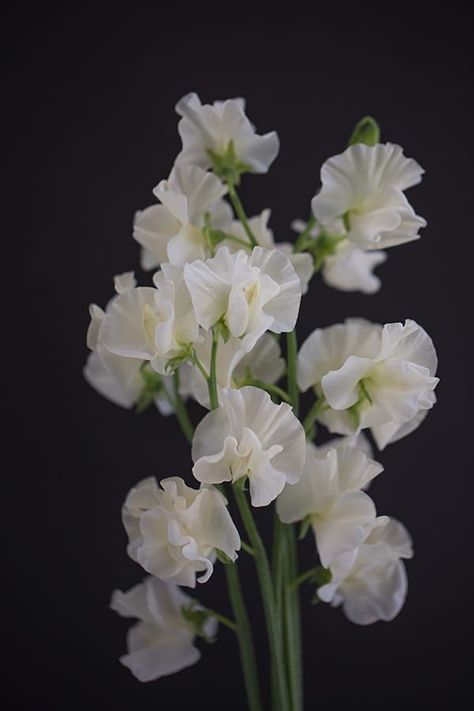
[2, 2, 471, 709]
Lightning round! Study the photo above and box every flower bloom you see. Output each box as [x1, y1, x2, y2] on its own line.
[291, 217, 386, 293]
[192, 386, 306, 507]
[318, 517, 414, 625]
[84, 273, 144, 408]
[100, 263, 201, 375]
[311, 143, 426, 250]
[134, 164, 232, 268]
[277, 438, 384, 567]
[297, 318, 439, 448]
[122, 477, 240, 587]
[175, 92, 279, 173]
[110, 576, 217, 682]
[184, 246, 302, 351]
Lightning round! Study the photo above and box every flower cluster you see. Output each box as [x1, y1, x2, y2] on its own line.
[85, 97, 437, 703]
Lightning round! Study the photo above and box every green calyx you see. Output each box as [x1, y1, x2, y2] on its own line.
[206, 140, 252, 185]
[136, 364, 164, 413]
[165, 346, 193, 375]
[348, 116, 380, 147]
[181, 602, 216, 643]
[347, 379, 373, 429]
[308, 231, 346, 271]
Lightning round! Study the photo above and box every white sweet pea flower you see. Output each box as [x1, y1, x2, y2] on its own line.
[277, 440, 384, 567]
[101, 263, 201, 375]
[184, 246, 301, 351]
[192, 386, 306, 507]
[318, 518, 413, 625]
[84, 273, 144, 408]
[291, 217, 386, 293]
[225, 210, 313, 293]
[298, 318, 439, 447]
[188, 331, 285, 408]
[134, 164, 232, 268]
[175, 92, 279, 174]
[311, 143, 426, 250]
[110, 576, 217, 682]
[123, 477, 240, 588]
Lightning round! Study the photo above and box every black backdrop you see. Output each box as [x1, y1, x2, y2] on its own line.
[2, 3, 472, 709]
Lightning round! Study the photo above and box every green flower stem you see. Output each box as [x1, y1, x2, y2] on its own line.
[206, 334, 262, 711]
[225, 564, 263, 711]
[208, 328, 220, 410]
[271, 516, 286, 711]
[191, 349, 209, 383]
[234, 485, 291, 711]
[283, 524, 303, 711]
[221, 232, 255, 250]
[204, 608, 237, 632]
[227, 180, 258, 247]
[172, 372, 194, 443]
[240, 378, 292, 404]
[293, 216, 317, 253]
[286, 330, 299, 417]
[241, 541, 256, 557]
[289, 567, 320, 592]
[303, 396, 327, 436]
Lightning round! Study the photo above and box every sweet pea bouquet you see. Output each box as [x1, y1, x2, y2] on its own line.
[84, 93, 438, 710]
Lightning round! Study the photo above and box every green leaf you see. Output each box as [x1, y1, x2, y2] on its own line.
[348, 116, 380, 147]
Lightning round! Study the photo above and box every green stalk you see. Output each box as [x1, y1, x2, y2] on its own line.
[227, 180, 258, 247]
[241, 378, 292, 404]
[286, 330, 299, 417]
[234, 485, 291, 711]
[293, 216, 317, 253]
[206, 333, 262, 711]
[303, 396, 327, 436]
[208, 328, 220, 410]
[225, 564, 263, 711]
[284, 524, 303, 711]
[172, 371, 194, 443]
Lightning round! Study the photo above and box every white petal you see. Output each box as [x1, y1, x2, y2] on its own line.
[83, 349, 142, 408]
[314, 490, 377, 568]
[249, 247, 302, 332]
[133, 205, 180, 269]
[121, 626, 199, 682]
[371, 406, 432, 450]
[322, 244, 386, 294]
[378, 319, 438, 374]
[114, 271, 137, 294]
[341, 559, 408, 625]
[101, 287, 157, 359]
[322, 355, 375, 409]
[297, 319, 382, 392]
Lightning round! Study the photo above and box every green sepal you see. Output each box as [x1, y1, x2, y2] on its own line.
[298, 515, 312, 540]
[181, 602, 216, 643]
[215, 549, 234, 565]
[206, 140, 252, 185]
[305, 231, 345, 271]
[347, 379, 373, 429]
[165, 347, 192, 375]
[214, 318, 231, 343]
[348, 116, 380, 147]
[310, 567, 332, 604]
[136, 365, 163, 413]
